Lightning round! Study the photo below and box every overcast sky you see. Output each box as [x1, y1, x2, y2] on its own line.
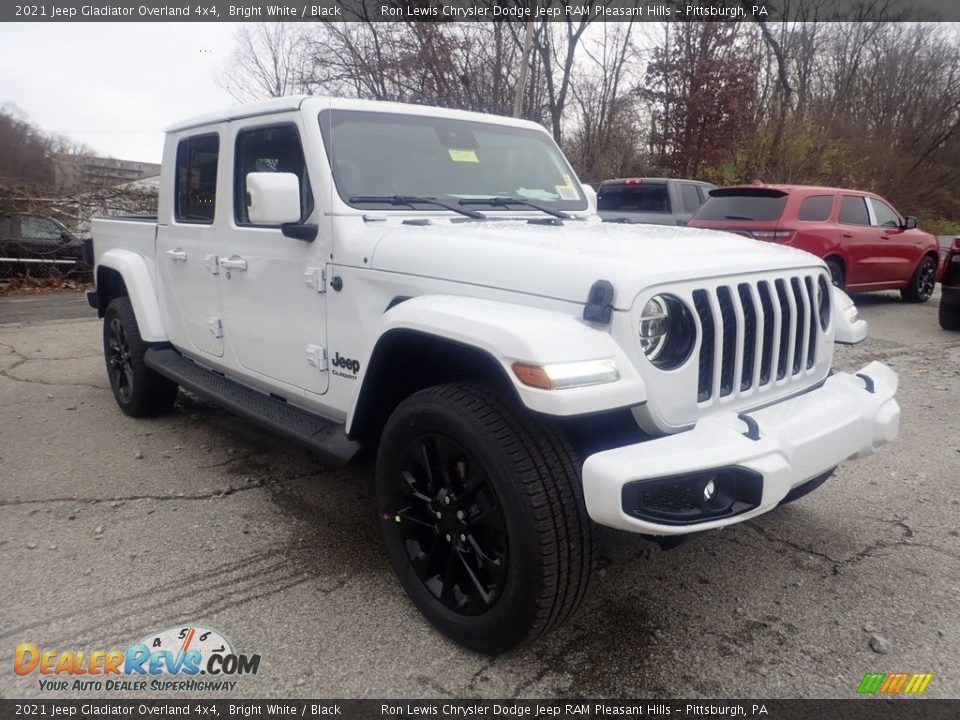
[0, 23, 244, 163]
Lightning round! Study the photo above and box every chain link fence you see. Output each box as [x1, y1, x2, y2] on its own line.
[1, 181, 157, 287]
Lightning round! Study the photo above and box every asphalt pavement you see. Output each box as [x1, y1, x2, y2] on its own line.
[1, 288, 958, 699]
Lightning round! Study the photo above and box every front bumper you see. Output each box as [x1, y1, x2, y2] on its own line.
[582, 361, 899, 535]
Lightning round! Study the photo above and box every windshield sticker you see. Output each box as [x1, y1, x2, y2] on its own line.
[448, 148, 479, 163]
[518, 187, 558, 201]
[556, 182, 579, 201]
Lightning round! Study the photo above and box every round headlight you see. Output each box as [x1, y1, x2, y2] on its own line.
[639, 294, 696, 369]
[817, 275, 831, 330]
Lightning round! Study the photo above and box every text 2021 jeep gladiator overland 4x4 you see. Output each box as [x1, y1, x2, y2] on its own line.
[88, 97, 900, 653]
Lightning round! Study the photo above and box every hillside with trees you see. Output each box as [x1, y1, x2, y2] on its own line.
[219, 5, 960, 232]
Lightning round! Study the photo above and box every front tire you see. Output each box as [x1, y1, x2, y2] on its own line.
[103, 297, 178, 417]
[375, 382, 592, 653]
[901, 256, 937, 303]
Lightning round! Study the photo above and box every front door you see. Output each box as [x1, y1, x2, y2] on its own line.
[838, 194, 881, 286]
[219, 118, 329, 395]
[868, 197, 914, 283]
[156, 130, 225, 357]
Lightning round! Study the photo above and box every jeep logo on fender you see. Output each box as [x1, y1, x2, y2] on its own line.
[331, 352, 360, 374]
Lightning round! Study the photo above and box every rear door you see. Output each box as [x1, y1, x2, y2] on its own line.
[156, 129, 225, 357]
[837, 195, 879, 286]
[867, 197, 913, 282]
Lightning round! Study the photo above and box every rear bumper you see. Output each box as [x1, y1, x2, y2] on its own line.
[582, 361, 899, 535]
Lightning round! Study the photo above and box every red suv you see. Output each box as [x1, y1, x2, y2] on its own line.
[689, 184, 941, 302]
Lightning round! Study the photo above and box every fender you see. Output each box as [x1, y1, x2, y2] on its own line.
[98, 249, 168, 342]
[348, 295, 647, 428]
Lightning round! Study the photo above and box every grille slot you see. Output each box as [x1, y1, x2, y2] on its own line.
[804, 276, 817, 368]
[737, 283, 757, 391]
[691, 273, 824, 404]
[693, 289, 714, 402]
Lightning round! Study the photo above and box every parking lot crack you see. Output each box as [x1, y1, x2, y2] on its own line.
[744, 522, 844, 564]
[0, 482, 267, 507]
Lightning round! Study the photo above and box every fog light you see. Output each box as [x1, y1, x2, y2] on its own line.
[703, 479, 716, 502]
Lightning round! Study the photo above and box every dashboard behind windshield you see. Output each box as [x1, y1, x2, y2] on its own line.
[318, 109, 587, 212]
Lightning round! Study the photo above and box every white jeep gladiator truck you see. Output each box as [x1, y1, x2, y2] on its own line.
[89, 96, 900, 653]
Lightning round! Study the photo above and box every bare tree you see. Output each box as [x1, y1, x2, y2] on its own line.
[218, 23, 308, 101]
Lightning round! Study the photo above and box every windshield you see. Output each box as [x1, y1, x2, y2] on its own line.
[319, 109, 587, 212]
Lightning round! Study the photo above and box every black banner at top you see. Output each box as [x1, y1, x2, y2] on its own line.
[4, 0, 960, 23]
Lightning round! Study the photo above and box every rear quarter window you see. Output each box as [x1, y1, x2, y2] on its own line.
[695, 192, 787, 221]
[797, 195, 833, 222]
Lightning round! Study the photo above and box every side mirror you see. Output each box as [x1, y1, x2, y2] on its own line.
[59, 231, 72, 243]
[246, 172, 302, 225]
[902, 216, 918, 230]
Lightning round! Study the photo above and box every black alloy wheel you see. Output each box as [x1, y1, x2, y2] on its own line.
[106, 316, 134, 403]
[389, 433, 507, 615]
[902, 256, 937, 303]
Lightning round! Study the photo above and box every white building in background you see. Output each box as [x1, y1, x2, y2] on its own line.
[54, 153, 161, 191]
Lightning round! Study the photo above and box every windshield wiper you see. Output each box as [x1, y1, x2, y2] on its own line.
[459, 196, 572, 220]
[349, 195, 486, 220]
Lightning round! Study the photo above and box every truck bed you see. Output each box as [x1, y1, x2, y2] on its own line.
[91, 216, 158, 267]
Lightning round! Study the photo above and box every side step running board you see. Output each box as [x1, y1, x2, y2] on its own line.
[144, 346, 361, 467]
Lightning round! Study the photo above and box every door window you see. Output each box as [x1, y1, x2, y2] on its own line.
[175, 134, 219, 224]
[680, 184, 703, 214]
[20, 216, 63, 239]
[868, 198, 901, 228]
[234, 125, 313, 225]
[839, 195, 870, 226]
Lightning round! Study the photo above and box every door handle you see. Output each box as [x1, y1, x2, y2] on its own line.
[841, 232, 854, 238]
[165, 248, 188, 262]
[220, 255, 248, 271]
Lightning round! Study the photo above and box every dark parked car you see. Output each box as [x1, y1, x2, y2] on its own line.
[689, 184, 941, 302]
[939, 236, 960, 330]
[0, 213, 87, 276]
[596, 177, 716, 225]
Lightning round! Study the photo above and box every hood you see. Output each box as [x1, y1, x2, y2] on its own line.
[370, 217, 825, 309]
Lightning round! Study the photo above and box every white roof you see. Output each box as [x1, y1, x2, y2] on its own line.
[165, 96, 545, 134]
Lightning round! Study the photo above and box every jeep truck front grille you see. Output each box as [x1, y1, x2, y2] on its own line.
[692, 274, 824, 403]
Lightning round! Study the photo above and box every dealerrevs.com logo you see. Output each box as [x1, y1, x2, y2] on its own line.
[14, 625, 260, 693]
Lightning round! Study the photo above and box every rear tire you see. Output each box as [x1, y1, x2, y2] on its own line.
[103, 297, 178, 417]
[940, 287, 960, 330]
[375, 382, 592, 653]
[901, 256, 937, 303]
